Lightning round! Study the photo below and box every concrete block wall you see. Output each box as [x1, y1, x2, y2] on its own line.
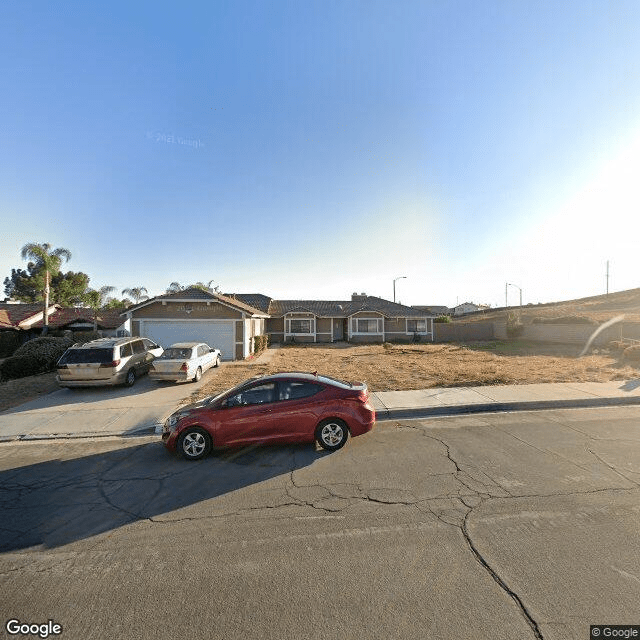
[434, 322, 494, 342]
[492, 321, 637, 346]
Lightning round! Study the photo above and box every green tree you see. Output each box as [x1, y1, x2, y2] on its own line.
[50, 271, 90, 306]
[122, 287, 149, 304]
[84, 286, 116, 330]
[103, 298, 132, 310]
[19, 243, 72, 332]
[4, 267, 41, 302]
[4, 266, 89, 305]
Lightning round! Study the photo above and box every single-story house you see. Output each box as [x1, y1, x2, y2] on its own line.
[123, 289, 435, 360]
[0, 302, 71, 342]
[257, 294, 435, 345]
[0, 303, 128, 338]
[0, 303, 58, 334]
[31, 308, 127, 336]
[122, 288, 269, 361]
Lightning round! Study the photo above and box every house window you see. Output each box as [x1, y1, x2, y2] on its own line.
[407, 319, 427, 333]
[352, 318, 383, 333]
[288, 319, 313, 334]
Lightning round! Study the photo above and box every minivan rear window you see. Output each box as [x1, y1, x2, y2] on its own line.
[58, 348, 113, 365]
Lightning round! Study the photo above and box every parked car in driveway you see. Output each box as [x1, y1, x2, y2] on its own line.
[162, 372, 376, 460]
[56, 337, 163, 387]
[149, 342, 221, 383]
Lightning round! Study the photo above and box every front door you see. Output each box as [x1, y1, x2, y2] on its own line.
[333, 318, 343, 341]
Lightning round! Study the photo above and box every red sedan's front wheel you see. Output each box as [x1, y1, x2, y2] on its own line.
[177, 427, 212, 461]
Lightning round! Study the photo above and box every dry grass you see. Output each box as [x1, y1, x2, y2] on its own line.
[3, 340, 637, 412]
[189, 341, 638, 403]
[0, 371, 60, 412]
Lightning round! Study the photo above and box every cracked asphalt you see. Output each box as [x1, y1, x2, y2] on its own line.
[1, 406, 639, 640]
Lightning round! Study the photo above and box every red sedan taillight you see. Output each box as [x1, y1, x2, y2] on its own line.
[180, 362, 189, 372]
[346, 390, 368, 403]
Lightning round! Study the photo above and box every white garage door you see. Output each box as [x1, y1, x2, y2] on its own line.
[142, 321, 235, 361]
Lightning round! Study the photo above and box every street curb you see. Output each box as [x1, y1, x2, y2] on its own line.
[376, 395, 640, 421]
[0, 425, 158, 443]
[2, 396, 639, 441]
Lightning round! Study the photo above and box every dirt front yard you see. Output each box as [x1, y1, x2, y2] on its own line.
[0, 372, 60, 412]
[2, 341, 637, 412]
[188, 341, 639, 404]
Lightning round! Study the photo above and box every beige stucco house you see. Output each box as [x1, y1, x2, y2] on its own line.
[123, 289, 434, 361]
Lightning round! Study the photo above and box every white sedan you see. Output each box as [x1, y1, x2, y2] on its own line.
[149, 342, 221, 383]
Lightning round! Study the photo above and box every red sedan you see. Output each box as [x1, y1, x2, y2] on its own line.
[162, 372, 376, 460]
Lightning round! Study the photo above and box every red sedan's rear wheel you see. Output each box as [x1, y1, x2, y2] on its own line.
[315, 419, 349, 451]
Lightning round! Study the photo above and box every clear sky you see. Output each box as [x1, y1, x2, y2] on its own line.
[2, 0, 639, 308]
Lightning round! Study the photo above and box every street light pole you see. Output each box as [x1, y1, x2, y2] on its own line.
[393, 276, 407, 303]
[507, 283, 522, 308]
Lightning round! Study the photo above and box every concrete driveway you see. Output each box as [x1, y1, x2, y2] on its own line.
[0, 373, 212, 441]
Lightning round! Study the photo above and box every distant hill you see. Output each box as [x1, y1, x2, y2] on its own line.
[458, 287, 640, 323]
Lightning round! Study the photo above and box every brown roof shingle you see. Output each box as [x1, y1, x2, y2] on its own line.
[266, 296, 432, 318]
[127, 288, 267, 316]
[32, 308, 124, 329]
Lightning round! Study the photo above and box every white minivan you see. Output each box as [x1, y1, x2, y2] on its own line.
[56, 337, 163, 387]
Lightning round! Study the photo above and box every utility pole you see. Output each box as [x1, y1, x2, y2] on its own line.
[505, 282, 508, 308]
[606, 260, 610, 295]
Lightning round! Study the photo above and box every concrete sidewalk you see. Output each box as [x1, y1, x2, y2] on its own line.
[371, 380, 640, 421]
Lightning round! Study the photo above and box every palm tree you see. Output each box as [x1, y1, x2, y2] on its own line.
[190, 280, 219, 293]
[166, 282, 183, 294]
[20, 242, 72, 333]
[122, 286, 149, 304]
[84, 286, 116, 331]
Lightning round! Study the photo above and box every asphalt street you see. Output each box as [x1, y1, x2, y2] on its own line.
[1, 406, 639, 640]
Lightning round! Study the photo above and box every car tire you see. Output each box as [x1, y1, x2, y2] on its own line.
[214, 356, 220, 368]
[193, 367, 202, 383]
[125, 368, 136, 387]
[315, 419, 349, 451]
[178, 427, 212, 461]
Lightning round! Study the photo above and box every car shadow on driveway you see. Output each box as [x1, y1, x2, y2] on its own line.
[0, 441, 326, 552]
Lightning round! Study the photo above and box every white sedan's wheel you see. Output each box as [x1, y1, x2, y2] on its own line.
[193, 367, 202, 383]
